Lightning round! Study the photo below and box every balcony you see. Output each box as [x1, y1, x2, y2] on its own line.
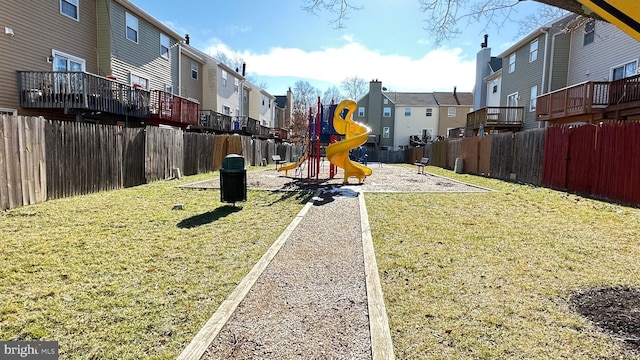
[269, 128, 288, 139]
[604, 73, 640, 118]
[466, 106, 524, 131]
[198, 110, 234, 132]
[18, 71, 150, 118]
[535, 81, 609, 122]
[149, 90, 199, 128]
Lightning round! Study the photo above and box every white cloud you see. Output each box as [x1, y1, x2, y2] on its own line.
[204, 37, 475, 93]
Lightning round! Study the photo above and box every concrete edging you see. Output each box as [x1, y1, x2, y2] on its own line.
[176, 189, 322, 360]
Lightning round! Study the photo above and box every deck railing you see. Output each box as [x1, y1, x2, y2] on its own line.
[150, 90, 199, 126]
[18, 71, 150, 118]
[536, 81, 609, 121]
[608, 73, 640, 105]
[198, 110, 233, 131]
[466, 106, 524, 129]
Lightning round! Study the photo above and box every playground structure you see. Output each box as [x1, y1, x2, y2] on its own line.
[277, 97, 372, 183]
[326, 99, 373, 183]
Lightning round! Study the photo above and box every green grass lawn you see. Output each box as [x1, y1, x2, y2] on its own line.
[0, 170, 310, 359]
[4, 164, 640, 359]
[367, 166, 640, 359]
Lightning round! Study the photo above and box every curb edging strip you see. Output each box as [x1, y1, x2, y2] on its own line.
[360, 193, 396, 360]
[176, 190, 322, 360]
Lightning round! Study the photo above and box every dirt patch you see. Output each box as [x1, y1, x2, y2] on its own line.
[570, 286, 640, 352]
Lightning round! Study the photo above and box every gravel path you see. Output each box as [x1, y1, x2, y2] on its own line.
[178, 163, 489, 359]
[202, 190, 371, 359]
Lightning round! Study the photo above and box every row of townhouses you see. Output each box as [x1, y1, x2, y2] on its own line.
[353, 13, 640, 151]
[0, 0, 292, 139]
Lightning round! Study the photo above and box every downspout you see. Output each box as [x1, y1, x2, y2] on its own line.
[177, 42, 182, 96]
[546, 31, 564, 129]
[539, 28, 549, 128]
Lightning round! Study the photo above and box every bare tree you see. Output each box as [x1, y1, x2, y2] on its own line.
[301, 0, 364, 28]
[340, 76, 367, 101]
[290, 80, 321, 140]
[303, 0, 602, 44]
[322, 86, 344, 105]
[516, 5, 567, 38]
[213, 50, 268, 90]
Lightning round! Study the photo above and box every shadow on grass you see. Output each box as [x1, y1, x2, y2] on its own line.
[177, 205, 242, 229]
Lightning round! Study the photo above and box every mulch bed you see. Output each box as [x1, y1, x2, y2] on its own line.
[570, 286, 640, 353]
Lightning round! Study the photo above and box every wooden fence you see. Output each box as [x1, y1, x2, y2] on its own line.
[1, 116, 302, 210]
[0, 115, 47, 210]
[542, 122, 640, 205]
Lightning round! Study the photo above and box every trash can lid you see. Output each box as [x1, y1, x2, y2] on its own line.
[222, 154, 245, 170]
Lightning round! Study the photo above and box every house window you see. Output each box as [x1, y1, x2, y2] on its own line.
[383, 107, 391, 117]
[221, 70, 227, 87]
[584, 20, 595, 46]
[130, 72, 149, 90]
[530, 85, 538, 112]
[243, 92, 247, 103]
[261, 95, 265, 106]
[404, 108, 411, 116]
[425, 108, 433, 117]
[60, 0, 78, 20]
[529, 39, 538, 62]
[382, 127, 390, 138]
[383, 98, 389, 104]
[52, 50, 86, 71]
[191, 62, 198, 80]
[358, 107, 365, 117]
[126, 12, 138, 43]
[160, 34, 170, 58]
[0, 108, 17, 116]
[492, 79, 498, 93]
[508, 53, 516, 73]
[611, 60, 638, 81]
[234, 78, 239, 92]
[223, 106, 230, 115]
[447, 107, 456, 117]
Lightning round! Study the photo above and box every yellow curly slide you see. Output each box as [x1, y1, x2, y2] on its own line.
[326, 99, 373, 183]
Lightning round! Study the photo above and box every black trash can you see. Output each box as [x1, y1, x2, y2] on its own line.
[219, 154, 247, 203]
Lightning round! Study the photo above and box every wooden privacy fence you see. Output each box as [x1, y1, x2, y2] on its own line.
[429, 129, 545, 186]
[1, 116, 303, 211]
[489, 132, 514, 181]
[512, 129, 545, 186]
[0, 115, 47, 210]
[542, 122, 640, 205]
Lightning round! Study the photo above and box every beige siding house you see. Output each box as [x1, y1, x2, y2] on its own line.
[180, 46, 205, 103]
[0, 0, 97, 117]
[434, 90, 474, 136]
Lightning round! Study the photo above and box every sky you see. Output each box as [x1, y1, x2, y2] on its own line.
[130, 0, 553, 96]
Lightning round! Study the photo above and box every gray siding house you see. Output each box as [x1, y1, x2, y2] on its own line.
[356, 80, 396, 150]
[498, 13, 577, 130]
[567, 18, 640, 86]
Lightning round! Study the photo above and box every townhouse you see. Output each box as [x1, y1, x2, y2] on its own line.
[1, 0, 288, 139]
[355, 80, 473, 150]
[433, 88, 473, 137]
